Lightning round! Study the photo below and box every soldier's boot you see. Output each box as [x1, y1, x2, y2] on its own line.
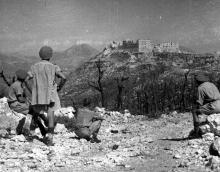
[22, 114, 32, 136]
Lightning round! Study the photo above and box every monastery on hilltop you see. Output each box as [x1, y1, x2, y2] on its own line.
[108, 39, 181, 58]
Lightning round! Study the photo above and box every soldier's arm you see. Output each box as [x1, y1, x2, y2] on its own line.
[196, 87, 205, 106]
[17, 95, 26, 103]
[56, 71, 67, 92]
[24, 73, 33, 93]
[14, 84, 26, 103]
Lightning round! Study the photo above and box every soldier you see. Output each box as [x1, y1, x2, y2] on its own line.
[7, 70, 30, 115]
[191, 73, 220, 137]
[6, 69, 47, 136]
[74, 98, 104, 143]
[26, 46, 66, 146]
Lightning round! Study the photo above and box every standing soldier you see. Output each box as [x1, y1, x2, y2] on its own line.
[26, 46, 66, 146]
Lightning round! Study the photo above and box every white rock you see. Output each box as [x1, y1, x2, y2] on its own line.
[171, 111, 178, 116]
[11, 135, 26, 142]
[202, 133, 214, 141]
[54, 107, 75, 119]
[198, 114, 208, 123]
[207, 114, 220, 135]
[173, 154, 181, 159]
[54, 162, 65, 167]
[199, 124, 211, 134]
[0, 129, 8, 137]
[10, 130, 16, 135]
[54, 123, 67, 133]
[34, 128, 42, 137]
[124, 109, 131, 117]
[0, 97, 11, 114]
[71, 149, 81, 156]
[214, 116, 220, 126]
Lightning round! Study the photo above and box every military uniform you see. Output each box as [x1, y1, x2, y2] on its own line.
[8, 80, 29, 114]
[197, 82, 220, 115]
[75, 108, 103, 141]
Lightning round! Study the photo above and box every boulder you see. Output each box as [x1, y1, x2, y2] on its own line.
[0, 129, 8, 137]
[210, 137, 220, 156]
[54, 123, 67, 133]
[11, 135, 26, 142]
[0, 97, 26, 134]
[124, 109, 131, 117]
[199, 124, 211, 135]
[198, 114, 220, 136]
[207, 114, 220, 136]
[54, 107, 75, 119]
[0, 97, 12, 115]
[202, 133, 214, 142]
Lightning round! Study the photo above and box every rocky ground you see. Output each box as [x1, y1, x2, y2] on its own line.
[0, 109, 219, 172]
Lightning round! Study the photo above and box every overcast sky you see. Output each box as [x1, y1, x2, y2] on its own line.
[0, 0, 220, 55]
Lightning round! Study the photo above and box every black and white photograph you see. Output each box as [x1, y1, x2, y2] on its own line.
[0, 0, 220, 171]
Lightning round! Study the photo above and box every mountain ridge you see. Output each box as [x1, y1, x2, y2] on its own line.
[0, 44, 98, 75]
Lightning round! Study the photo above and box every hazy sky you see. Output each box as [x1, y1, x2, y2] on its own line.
[1, 0, 220, 55]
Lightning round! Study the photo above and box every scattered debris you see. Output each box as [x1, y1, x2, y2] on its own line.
[0, 98, 220, 171]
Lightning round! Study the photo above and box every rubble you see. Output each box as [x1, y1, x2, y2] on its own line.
[0, 100, 219, 171]
[198, 113, 220, 136]
[0, 98, 25, 133]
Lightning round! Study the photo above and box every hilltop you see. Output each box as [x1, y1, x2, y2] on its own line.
[62, 46, 219, 114]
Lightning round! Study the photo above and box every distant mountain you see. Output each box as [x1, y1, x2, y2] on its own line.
[0, 53, 36, 75]
[0, 44, 98, 76]
[51, 44, 99, 69]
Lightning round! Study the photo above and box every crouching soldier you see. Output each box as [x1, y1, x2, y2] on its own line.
[191, 73, 220, 137]
[7, 69, 48, 136]
[7, 69, 30, 115]
[74, 98, 104, 143]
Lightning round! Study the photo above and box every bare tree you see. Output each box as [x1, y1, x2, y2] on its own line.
[115, 76, 129, 110]
[88, 59, 105, 107]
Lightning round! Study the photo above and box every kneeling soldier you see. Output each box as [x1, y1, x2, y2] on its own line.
[192, 73, 220, 137]
[74, 98, 104, 143]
